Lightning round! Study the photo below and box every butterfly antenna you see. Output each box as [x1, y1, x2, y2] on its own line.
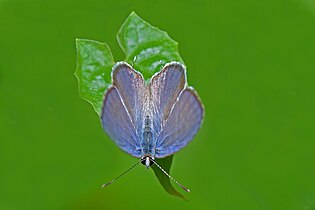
[150, 158, 190, 192]
[101, 161, 140, 188]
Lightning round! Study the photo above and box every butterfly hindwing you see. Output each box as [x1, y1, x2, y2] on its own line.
[101, 86, 141, 157]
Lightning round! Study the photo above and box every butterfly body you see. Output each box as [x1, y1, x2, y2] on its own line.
[141, 116, 155, 157]
[101, 61, 204, 168]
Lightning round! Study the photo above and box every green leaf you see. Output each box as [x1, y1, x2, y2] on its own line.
[117, 11, 184, 79]
[152, 155, 187, 200]
[75, 39, 114, 115]
[75, 12, 186, 199]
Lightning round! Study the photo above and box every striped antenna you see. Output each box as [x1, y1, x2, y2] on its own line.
[101, 161, 140, 188]
[150, 158, 190, 192]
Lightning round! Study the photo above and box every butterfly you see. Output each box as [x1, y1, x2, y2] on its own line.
[101, 61, 204, 191]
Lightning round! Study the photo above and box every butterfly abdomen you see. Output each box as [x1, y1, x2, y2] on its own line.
[141, 116, 155, 156]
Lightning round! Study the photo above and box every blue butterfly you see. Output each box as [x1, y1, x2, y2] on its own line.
[101, 61, 204, 191]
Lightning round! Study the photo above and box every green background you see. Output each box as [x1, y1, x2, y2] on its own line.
[1, 0, 315, 209]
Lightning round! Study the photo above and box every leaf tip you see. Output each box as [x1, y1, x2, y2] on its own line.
[129, 11, 143, 20]
[75, 38, 83, 45]
[129, 11, 137, 16]
[123, 11, 144, 26]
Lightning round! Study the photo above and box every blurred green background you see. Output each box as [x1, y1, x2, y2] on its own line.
[1, 0, 315, 209]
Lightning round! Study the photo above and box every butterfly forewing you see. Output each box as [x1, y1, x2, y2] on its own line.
[112, 62, 145, 132]
[101, 86, 141, 157]
[150, 62, 186, 133]
[155, 88, 204, 158]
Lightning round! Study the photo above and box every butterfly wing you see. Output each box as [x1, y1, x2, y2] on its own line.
[101, 86, 141, 157]
[150, 62, 186, 133]
[112, 62, 145, 136]
[155, 88, 204, 158]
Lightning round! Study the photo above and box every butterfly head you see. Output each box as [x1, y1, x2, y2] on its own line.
[141, 156, 154, 169]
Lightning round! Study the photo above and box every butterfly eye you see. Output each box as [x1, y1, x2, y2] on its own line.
[140, 158, 146, 165]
